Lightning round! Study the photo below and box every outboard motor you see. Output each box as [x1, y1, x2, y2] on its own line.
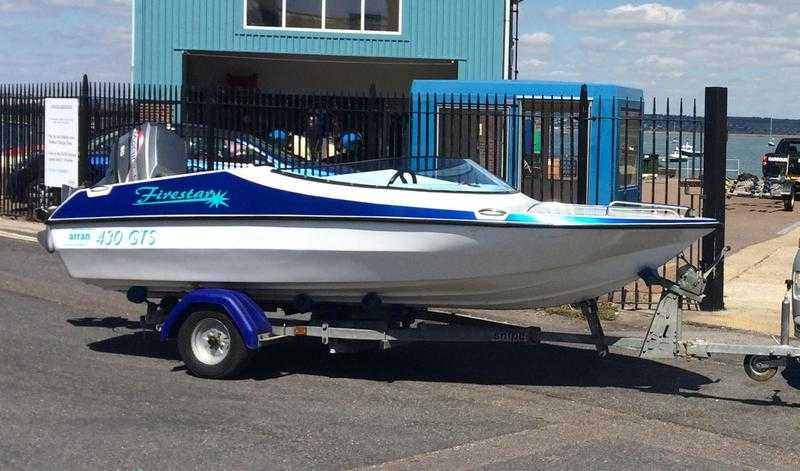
[99, 123, 185, 185]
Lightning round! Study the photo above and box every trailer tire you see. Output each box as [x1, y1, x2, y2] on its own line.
[783, 192, 795, 211]
[743, 355, 779, 382]
[177, 310, 252, 379]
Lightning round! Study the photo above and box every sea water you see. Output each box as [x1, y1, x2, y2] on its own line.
[644, 132, 796, 178]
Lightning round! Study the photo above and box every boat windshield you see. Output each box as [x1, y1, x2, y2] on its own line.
[274, 158, 516, 194]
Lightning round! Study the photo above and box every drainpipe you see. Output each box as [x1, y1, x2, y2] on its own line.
[503, 0, 511, 80]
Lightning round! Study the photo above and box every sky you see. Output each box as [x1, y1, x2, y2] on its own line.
[518, 0, 800, 118]
[0, 0, 798, 117]
[0, 0, 132, 83]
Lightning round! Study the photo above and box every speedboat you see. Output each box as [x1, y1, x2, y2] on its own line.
[39, 125, 717, 310]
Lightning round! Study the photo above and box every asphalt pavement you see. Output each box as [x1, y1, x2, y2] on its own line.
[1, 234, 799, 470]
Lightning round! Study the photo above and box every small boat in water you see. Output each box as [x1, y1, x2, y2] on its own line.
[39, 125, 717, 310]
[666, 142, 702, 163]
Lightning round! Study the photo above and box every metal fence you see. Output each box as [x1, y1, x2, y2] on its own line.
[0, 79, 725, 310]
[1, 82, 81, 214]
[616, 98, 707, 310]
[1, 80, 591, 213]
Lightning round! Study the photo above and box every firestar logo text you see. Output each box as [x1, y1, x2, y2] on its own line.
[133, 186, 230, 208]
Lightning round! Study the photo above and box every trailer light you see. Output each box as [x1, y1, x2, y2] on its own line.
[294, 326, 308, 336]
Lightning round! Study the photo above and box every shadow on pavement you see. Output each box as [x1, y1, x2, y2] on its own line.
[782, 362, 800, 389]
[68, 316, 142, 330]
[71, 316, 711, 394]
[247, 342, 715, 395]
[70, 316, 800, 404]
[676, 360, 800, 406]
[88, 332, 179, 361]
[69, 317, 179, 361]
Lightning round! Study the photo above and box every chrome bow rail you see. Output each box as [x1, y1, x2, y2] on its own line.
[606, 201, 690, 218]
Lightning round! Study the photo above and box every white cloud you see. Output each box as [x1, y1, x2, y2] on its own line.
[520, 58, 547, 68]
[636, 55, 687, 69]
[519, 0, 800, 116]
[0, 0, 33, 12]
[544, 6, 567, 19]
[0, 0, 131, 83]
[0, 0, 129, 13]
[519, 32, 554, 48]
[579, 36, 627, 51]
[780, 50, 800, 66]
[635, 55, 687, 78]
[573, 3, 686, 31]
[572, 1, 783, 32]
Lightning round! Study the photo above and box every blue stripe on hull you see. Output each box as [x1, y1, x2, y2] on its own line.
[51, 172, 478, 222]
[50, 171, 718, 228]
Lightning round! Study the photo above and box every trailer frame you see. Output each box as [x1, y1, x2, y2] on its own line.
[152, 249, 800, 382]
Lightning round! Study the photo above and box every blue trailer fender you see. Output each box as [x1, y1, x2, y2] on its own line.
[160, 289, 271, 350]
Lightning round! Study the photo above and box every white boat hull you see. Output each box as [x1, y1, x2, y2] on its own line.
[48, 219, 710, 309]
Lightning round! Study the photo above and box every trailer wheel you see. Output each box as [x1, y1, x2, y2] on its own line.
[783, 192, 795, 211]
[743, 355, 779, 382]
[177, 310, 252, 379]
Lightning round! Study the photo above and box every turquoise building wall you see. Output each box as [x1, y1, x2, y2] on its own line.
[133, 0, 511, 86]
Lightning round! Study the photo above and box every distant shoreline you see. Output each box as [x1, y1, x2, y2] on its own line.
[729, 133, 794, 138]
[644, 115, 800, 136]
[648, 131, 797, 138]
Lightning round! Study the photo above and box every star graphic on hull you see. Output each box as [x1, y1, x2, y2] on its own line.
[206, 192, 230, 208]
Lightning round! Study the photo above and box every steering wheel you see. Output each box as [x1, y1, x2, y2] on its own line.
[388, 169, 418, 186]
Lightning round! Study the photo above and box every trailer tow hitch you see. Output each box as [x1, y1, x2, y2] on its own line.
[632, 248, 800, 382]
[637, 248, 729, 359]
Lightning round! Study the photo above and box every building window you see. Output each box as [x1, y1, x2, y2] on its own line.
[325, 0, 362, 30]
[248, 0, 282, 27]
[365, 0, 399, 31]
[618, 104, 641, 189]
[245, 0, 401, 33]
[286, 0, 323, 28]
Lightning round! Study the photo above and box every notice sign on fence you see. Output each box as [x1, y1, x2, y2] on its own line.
[44, 98, 80, 188]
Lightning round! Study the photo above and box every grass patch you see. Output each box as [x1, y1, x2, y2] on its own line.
[543, 302, 619, 321]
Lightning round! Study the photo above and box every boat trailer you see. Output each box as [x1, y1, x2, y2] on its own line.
[137, 250, 800, 381]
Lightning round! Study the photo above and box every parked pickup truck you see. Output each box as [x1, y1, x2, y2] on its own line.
[762, 138, 800, 211]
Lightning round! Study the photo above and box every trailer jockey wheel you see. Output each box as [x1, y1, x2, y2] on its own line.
[178, 310, 252, 379]
[743, 355, 779, 382]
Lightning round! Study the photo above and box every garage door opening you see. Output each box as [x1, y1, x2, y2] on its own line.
[183, 52, 459, 94]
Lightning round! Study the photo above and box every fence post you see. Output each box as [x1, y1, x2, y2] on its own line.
[205, 88, 216, 172]
[577, 84, 589, 204]
[700, 87, 728, 312]
[366, 84, 378, 159]
[78, 74, 90, 186]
